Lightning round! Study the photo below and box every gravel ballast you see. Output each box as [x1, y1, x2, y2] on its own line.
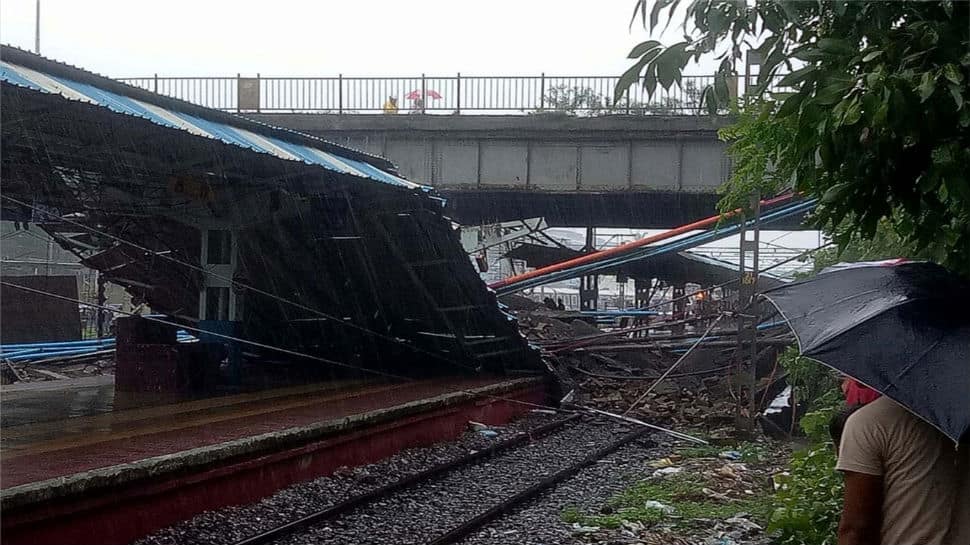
[458, 438, 669, 545]
[135, 412, 612, 545]
[276, 420, 634, 545]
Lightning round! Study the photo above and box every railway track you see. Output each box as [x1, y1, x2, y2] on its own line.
[228, 415, 651, 545]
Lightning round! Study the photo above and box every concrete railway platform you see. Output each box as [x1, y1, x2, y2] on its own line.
[0, 375, 549, 545]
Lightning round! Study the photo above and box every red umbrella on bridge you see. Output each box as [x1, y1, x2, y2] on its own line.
[406, 89, 443, 100]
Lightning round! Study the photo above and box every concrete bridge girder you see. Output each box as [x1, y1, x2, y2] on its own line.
[250, 114, 733, 193]
[241, 114, 803, 229]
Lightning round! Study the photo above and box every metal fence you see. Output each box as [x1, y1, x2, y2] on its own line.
[117, 74, 732, 115]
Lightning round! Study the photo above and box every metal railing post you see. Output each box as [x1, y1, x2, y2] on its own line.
[540, 72, 546, 110]
[338, 74, 343, 114]
[236, 73, 241, 113]
[153, 73, 158, 94]
[421, 73, 426, 112]
[456, 72, 461, 114]
[256, 73, 261, 113]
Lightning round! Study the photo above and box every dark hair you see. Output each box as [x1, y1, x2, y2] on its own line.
[830, 404, 864, 448]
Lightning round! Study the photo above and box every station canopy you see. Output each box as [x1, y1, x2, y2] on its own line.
[0, 45, 541, 377]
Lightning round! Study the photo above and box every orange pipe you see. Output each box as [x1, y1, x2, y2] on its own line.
[488, 193, 795, 289]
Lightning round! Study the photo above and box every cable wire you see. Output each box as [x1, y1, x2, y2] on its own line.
[0, 280, 568, 416]
[1, 195, 478, 371]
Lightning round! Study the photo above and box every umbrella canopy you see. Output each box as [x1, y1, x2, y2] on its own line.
[761, 261, 970, 443]
[406, 89, 442, 100]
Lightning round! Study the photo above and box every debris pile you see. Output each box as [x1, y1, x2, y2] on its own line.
[1, 356, 115, 384]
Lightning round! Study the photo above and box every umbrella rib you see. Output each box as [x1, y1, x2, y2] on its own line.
[767, 294, 935, 353]
[890, 337, 943, 386]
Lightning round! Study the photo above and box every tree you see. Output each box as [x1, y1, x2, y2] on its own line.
[616, 1, 970, 276]
[542, 85, 611, 116]
[537, 81, 704, 116]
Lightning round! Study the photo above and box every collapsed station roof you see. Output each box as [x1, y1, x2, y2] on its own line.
[506, 243, 787, 290]
[0, 45, 541, 377]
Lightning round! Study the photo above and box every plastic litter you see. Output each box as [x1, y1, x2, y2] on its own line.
[648, 457, 676, 468]
[725, 516, 763, 532]
[643, 500, 676, 515]
[570, 523, 601, 533]
[652, 466, 684, 477]
[718, 450, 742, 461]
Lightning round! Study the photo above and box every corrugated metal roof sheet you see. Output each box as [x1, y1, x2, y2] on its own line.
[0, 53, 427, 191]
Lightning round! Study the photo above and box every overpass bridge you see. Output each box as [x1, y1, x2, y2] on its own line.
[117, 74, 803, 228]
[248, 113, 736, 228]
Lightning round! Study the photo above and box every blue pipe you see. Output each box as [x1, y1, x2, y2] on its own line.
[2, 334, 195, 361]
[2, 339, 116, 350]
[2, 331, 193, 351]
[4, 346, 112, 362]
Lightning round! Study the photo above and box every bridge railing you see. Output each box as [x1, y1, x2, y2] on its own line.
[117, 74, 740, 115]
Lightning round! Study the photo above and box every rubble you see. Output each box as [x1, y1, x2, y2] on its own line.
[506, 305, 796, 544]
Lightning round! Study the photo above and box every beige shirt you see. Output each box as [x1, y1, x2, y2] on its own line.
[836, 397, 970, 545]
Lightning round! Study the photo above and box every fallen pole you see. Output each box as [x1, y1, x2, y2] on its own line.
[623, 314, 725, 415]
[575, 406, 708, 444]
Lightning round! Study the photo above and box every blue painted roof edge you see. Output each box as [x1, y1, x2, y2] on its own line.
[0, 44, 415, 182]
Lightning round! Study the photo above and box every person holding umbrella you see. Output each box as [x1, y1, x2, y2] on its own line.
[406, 88, 442, 114]
[761, 261, 970, 544]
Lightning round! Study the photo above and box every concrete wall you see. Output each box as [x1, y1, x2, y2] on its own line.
[248, 114, 733, 193]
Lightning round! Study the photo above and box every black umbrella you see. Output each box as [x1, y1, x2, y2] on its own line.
[760, 261, 970, 443]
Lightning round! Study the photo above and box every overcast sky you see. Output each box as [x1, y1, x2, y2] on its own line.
[0, 0, 716, 77]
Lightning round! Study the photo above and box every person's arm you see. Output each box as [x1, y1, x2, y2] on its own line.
[838, 471, 883, 545]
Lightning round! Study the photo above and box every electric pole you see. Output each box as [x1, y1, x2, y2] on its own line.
[34, 0, 41, 54]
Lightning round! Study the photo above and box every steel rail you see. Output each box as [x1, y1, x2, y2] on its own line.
[231, 414, 582, 545]
[426, 426, 653, 545]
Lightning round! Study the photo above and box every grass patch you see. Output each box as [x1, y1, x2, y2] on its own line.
[561, 473, 773, 530]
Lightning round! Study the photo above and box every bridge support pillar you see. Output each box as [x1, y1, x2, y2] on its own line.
[672, 284, 686, 335]
[579, 227, 598, 311]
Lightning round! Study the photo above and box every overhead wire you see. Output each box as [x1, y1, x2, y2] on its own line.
[1, 194, 479, 372]
[622, 313, 726, 415]
[0, 280, 568, 415]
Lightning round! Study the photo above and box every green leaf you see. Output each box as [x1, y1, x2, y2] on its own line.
[950, 84, 964, 110]
[627, 40, 662, 59]
[842, 98, 862, 125]
[614, 57, 649, 102]
[654, 42, 689, 89]
[777, 65, 815, 87]
[702, 86, 717, 115]
[943, 64, 964, 85]
[821, 182, 851, 204]
[703, 86, 718, 115]
[643, 65, 658, 96]
[862, 50, 883, 62]
[760, 4, 784, 33]
[815, 82, 850, 105]
[650, 0, 673, 31]
[817, 38, 856, 56]
[777, 92, 804, 118]
[919, 72, 937, 102]
[714, 75, 730, 103]
[793, 47, 825, 62]
[874, 101, 889, 125]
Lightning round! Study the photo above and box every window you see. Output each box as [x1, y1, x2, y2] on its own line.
[206, 230, 232, 265]
[205, 286, 230, 320]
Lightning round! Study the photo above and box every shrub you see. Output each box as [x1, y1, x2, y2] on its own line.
[769, 445, 843, 545]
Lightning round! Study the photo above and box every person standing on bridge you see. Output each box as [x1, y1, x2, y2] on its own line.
[382, 96, 399, 114]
